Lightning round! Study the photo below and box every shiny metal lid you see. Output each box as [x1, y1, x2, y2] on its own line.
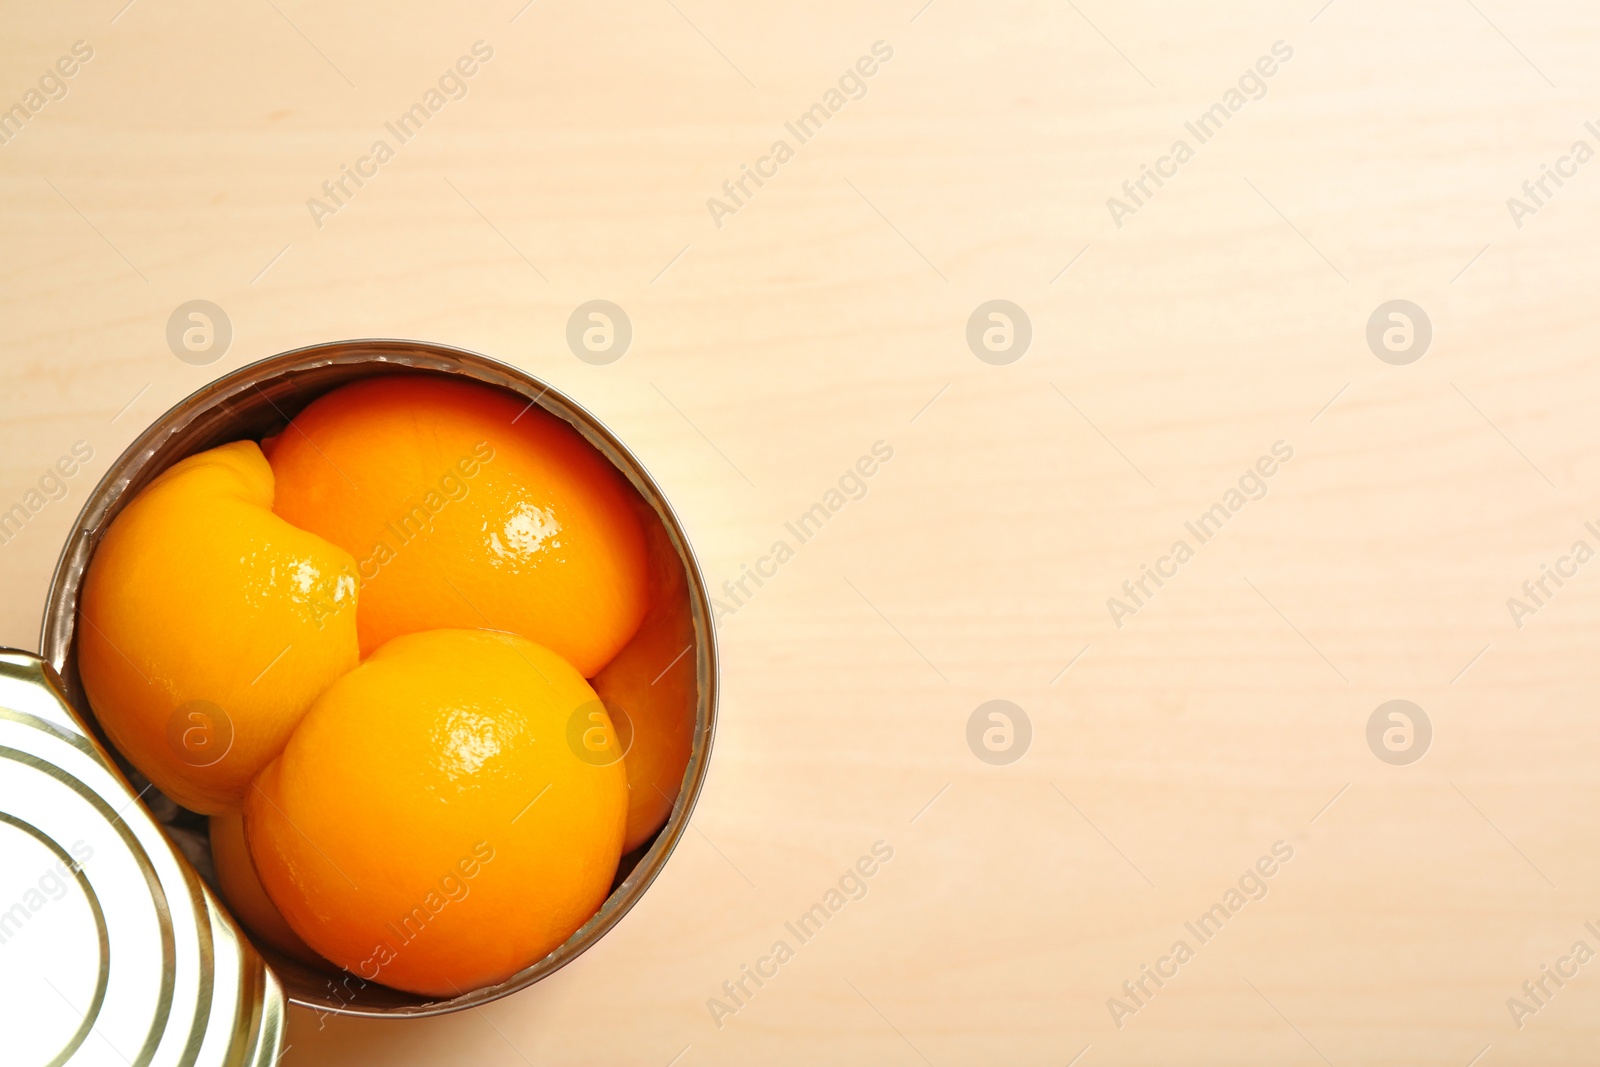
[0, 649, 285, 1067]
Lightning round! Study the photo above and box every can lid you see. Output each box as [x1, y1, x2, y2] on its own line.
[0, 650, 285, 1067]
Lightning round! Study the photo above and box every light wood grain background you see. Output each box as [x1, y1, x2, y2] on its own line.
[6, 0, 1600, 1063]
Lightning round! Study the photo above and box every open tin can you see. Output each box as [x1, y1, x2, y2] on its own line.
[2, 340, 717, 1050]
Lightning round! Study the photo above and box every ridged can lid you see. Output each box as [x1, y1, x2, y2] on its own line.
[0, 649, 284, 1067]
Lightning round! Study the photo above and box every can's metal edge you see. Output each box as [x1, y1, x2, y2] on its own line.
[0, 650, 287, 1064]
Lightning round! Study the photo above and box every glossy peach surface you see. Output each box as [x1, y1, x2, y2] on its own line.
[593, 491, 697, 853]
[78, 441, 360, 812]
[266, 377, 649, 676]
[210, 811, 324, 966]
[245, 629, 628, 998]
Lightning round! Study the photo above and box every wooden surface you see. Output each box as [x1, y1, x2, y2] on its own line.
[5, 1, 1600, 1063]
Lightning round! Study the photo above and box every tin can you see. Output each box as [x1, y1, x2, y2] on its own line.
[24, 339, 719, 1020]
